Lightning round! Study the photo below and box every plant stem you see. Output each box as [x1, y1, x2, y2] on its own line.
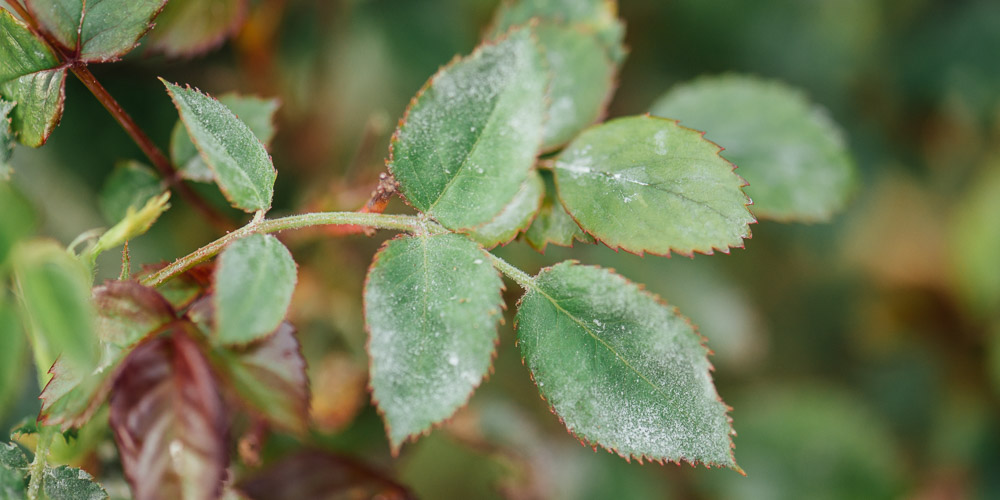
[139, 212, 445, 287]
[487, 252, 536, 289]
[70, 66, 235, 231]
[26, 426, 56, 500]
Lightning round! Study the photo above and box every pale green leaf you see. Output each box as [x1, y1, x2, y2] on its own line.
[554, 115, 754, 256]
[534, 23, 616, 151]
[469, 169, 543, 248]
[651, 75, 857, 221]
[98, 160, 164, 224]
[163, 80, 276, 212]
[0, 9, 66, 147]
[389, 27, 547, 230]
[515, 262, 738, 468]
[89, 192, 170, 264]
[214, 234, 297, 346]
[0, 296, 26, 418]
[170, 94, 280, 183]
[212, 322, 309, 433]
[25, 0, 167, 61]
[1, 99, 14, 179]
[364, 233, 504, 452]
[12, 240, 100, 381]
[491, 0, 627, 64]
[146, 0, 247, 58]
[950, 161, 1000, 318]
[524, 168, 594, 252]
[0, 182, 36, 265]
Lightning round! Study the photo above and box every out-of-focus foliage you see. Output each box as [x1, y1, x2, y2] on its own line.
[2, 0, 999, 498]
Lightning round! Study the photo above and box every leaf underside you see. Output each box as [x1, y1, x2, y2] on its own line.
[364, 233, 504, 452]
[389, 27, 547, 230]
[515, 262, 739, 469]
[109, 328, 227, 500]
[650, 75, 856, 222]
[554, 115, 754, 256]
[0, 9, 66, 148]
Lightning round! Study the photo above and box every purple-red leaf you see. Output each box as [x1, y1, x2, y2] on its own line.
[236, 450, 413, 500]
[110, 326, 228, 500]
[93, 280, 176, 347]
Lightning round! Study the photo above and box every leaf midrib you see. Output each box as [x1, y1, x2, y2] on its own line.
[530, 283, 674, 404]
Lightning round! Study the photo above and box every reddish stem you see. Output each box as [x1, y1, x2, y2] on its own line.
[4, 0, 235, 232]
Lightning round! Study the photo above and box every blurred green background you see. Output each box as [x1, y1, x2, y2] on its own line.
[4, 0, 1000, 498]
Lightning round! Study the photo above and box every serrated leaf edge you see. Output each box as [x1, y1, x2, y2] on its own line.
[512, 261, 743, 473]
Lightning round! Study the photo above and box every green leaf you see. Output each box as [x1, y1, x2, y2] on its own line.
[0, 182, 36, 265]
[0, 442, 28, 497]
[951, 161, 1000, 318]
[146, 0, 247, 58]
[212, 322, 309, 433]
[24, 0, 167, 61]
[554, 115, 754, 256]
[389, 27, 548, 230]
[170, 93, 280, 183]
[213, 234, 297, 346]
[515, 262, 738, 468]
[524, 168, 593, 252]
[109, 328, 227, 500]
[469, 169, 544, 248]
[534, 23, 616, 151]
[40, 465, 109, 500]
[650, 75, 857, 222]
[364, 233, 504, 452]
[1, 99, 14, 179]
[98, 160, 164, 224]
[0, 9, 66, 147]
[0, 296, 27, 418]
[12, 240, 100, 381]
[162, 80, 276, 212]
[491, 0, 627, 64]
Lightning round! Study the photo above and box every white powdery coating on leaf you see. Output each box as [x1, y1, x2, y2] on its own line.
[516, 263, 736, 466]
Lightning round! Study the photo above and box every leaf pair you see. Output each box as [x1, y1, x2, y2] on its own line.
[1, 441, 108, 500]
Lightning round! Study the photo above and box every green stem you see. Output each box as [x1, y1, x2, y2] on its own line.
[139, 212, 446, 288]
[26, 427, 56, 500]
[487, 252, 535, 289]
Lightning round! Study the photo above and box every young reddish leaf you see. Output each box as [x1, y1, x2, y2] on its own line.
[24, 0, 168, 62]
[554, 115, 755, 256]
[468, 170, 544, 248]
[388, 27, 547, 230]
[146, 0, 248, 58]
[364, 233, 504, 453]
[110, 327, 228, 500]
[93, 280, 176, 347]
[212, 322, 309, 433]
[524, 169, 594, 252]
[515, 262, 740, 470]
[236, 450, 413, 500]
[0, 9, 67, 147]
[651, 75, 857, 222]
[162, 80, 277, 213]
[213, 234, 297, 346]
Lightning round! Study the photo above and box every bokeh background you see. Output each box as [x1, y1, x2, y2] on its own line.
[3, 0, 1000, 498]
